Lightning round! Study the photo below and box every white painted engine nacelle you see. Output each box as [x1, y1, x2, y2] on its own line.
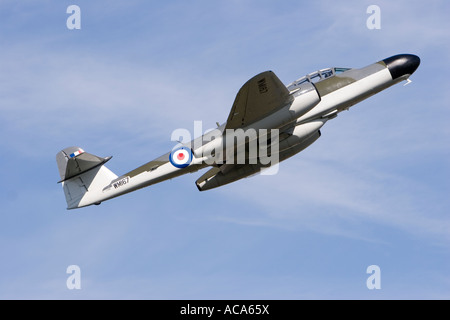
[193, 83, 321, 160]
[278, 119, 327, 152]
[242, 81, 321, 132]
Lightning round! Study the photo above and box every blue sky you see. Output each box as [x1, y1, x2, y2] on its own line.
[0, 0, 449, 299]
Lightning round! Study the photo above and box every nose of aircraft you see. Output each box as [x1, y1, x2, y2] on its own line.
[382, 54, 420, 80]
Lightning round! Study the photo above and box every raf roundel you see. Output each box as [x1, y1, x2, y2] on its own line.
[169, 147, 193, 168]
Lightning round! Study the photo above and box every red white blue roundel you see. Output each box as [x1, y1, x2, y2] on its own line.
[169, 147, 193, 168]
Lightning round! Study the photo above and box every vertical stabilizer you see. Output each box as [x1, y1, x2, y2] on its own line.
[56, 147, 117, 209]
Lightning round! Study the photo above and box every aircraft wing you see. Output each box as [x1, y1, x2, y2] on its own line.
[225, 71, 293, 129]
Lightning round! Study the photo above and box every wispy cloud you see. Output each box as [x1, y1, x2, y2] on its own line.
[212, 140, 450, 244]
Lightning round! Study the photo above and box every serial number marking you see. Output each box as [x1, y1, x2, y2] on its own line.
[112, 177, 129, 189]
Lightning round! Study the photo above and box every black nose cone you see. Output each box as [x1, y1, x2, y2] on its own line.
[382, 54, 420, 80]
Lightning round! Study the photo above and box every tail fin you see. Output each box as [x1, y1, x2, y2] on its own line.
[56, 147, 117, 209]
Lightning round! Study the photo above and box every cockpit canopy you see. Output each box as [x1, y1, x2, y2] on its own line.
[287, 67, 351, 92]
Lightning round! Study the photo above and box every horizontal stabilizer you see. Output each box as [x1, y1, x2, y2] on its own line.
[56, 146, 112, 183]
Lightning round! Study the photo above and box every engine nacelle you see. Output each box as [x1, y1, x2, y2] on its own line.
[278, 119, 326, 152]
[240, 81, 321, 132]
[193, 82, 321, 160]
[195, 130, 322, 191]
[278, 130, 321, 162]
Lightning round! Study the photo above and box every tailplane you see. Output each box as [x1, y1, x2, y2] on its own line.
[56, 147, 117, 209]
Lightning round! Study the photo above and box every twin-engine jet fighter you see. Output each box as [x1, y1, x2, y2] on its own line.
[56, 54, 420, 209]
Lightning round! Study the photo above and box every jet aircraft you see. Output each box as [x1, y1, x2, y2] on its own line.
[56, 54, 420, 209]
